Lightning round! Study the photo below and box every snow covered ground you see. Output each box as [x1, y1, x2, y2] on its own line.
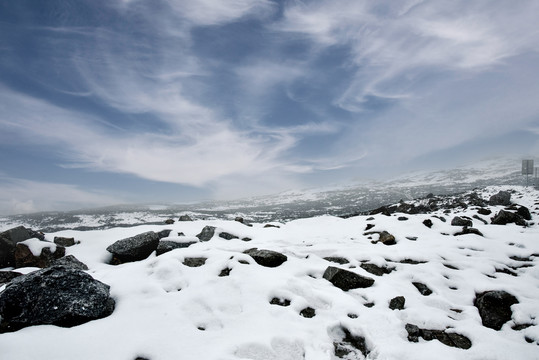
[1, 185, 539, 359]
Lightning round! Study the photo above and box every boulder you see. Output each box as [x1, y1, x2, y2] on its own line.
[489, 191, 511, 206]
[451, 216, 473, 227]
[14, 240, 66, 268]
[157, 229, 172, 239]
[219, 232, 239, 240]
[323, 266, 375, 291]
[389, 296, 405, 310]
[422, 219, 433, 228]
[491, 210, 527, 226]
[474, 290, 518, 330]
[517, 206, 532, 220]
[477, 208, 492, 216]
[50, 255, 89, 270]
[0, 226, 34, 268]
[196, 226, 216, 242]
[164, 219, 175, 224]
[360, 263, 394, 276]
[0, 266, 115, 333]
[53, 237, 77, 247]
[178, 215, 193, 221]
[243, 248, 287, 268]
[156, 240, 197, 256]
[377, 231, 396, 245]
[106, 231, 160, 265]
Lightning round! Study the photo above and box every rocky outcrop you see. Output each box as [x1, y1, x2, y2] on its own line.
[14, 240, 66, 268]
[243, 248, 287, 267]
[0, 266, 115, 333]
[196, 226, 216, 242]
[474, 290, 518, 330]
[405, 324, 472, 349]
[323, 266, 375, 291]
[106, 231, 160, 265]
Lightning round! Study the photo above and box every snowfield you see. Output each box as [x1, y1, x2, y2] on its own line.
[1, 186, 538, 360]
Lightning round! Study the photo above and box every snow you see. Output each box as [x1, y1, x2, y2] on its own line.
[1, 186, 539, 359]
[19, 238, 57, 256]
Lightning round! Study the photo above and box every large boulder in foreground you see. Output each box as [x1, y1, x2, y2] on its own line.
[106, 231, 160, 265]
[0, 266, 115, 333]
[474, 290, 518, 330]
[243, 248, 287, 267]
[323, 266, 375, 291]
[0, 226, 34, 268]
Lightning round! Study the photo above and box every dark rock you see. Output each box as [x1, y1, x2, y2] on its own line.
[323, 266, 375, 291]
[405, 324, 471, 349]
[369, 206, 391, 216]
[157, 229, 172, 239]
[178, 215, 192, 221]
[106, 231, 160, 265]
[333, 326, 370, 359]
[389, 296, 405, 310]
[51, 255, 88, 270]
[474, 290, 518, 330]
[196, 226, 216, 242]
[489, 191, 511, 206]
[491, 210, 527, 226]
[219, 232, 239, 240]
[182, 257, 207, 267]
[454, 227, 484, 237]
[53, 237, 77, 247]
[406, 236, 418, 241]
[399, 259, 427, 264]
[243, 248, 287, 268]
[378, 231, 396, 245]
[177, 232, 185, 236]
[364, 302, 375, 308]
[300, 307, 316, 318]
[269, 297, 290, 306]
[423, 219, 433, 228]
[451, 216, 473, 227]
[164, 219, 175, 224]
[0, 226, 34, 268]
[398, 216, 408, 221]
[426, 193, 434, 198]
[364, 224, 375, 231]
[14, 241, 66, 268]
[0, 271, 22, 285]
[235, 217, 244, 223]
[0, 266, 115, 333]
[360, 263, 394, 276]
[324, 257, 349, 265]
[412, 282, 432, 296]
[477, 208, 492, 215]
[433, 215, 446, 222]
[241, 237, 252, 242]
[263, 224, 280, 228]
[472, 215, 488, 224]
[156, 240, 197, 256]
[218, 267, 231, 277]
[517, 206, 532, 220]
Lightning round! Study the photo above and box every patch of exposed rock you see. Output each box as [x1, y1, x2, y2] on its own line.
[323, 266, 375, 291]
[243, 248, 287, 267]
[474, 290, 518, 330]
[106, 231, 160, 265]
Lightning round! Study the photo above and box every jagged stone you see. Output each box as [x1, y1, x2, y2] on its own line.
[376, 231, 396, 245]
[451, 216, 473, 227]
[218, 267, 231, 277]
[323, 266, 375, 291]
[0, 266, 115, 333]
[389, 296, 405, 310]
[489, 191, 511, 206]
[474, 290, 518, 330]
[51, 255, 88, 270]
[14, 241, 66, 269]
[157, 229, 172, 239]
[491, 210, 526, 226]
[412, 282, 432, 296]
[53, 237, 77, 247]
[0, 226, 34, 268]
[196, 226, 216, 242]
[364, 224, 375, 231]
[369, 206, 391, 216]
[360, 263, 394, 276]
[243, 248, 287, 267]
[106, 231, 160, 265]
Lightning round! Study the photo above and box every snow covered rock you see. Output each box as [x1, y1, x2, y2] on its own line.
[405, 324, 472, 349]
[196, 226, 216, 242]
[474, 290, 518, 330]
[451, 216, 473, 227]
[14, 240, 66, 268]
[489, 190, 511, 206]
[323, 266, 375, 290]
[0, 266, 115, 333]
[106, 231, 160, 265]
[0, 226, 34, 268]
[243, 248, 287, 267]
[491, 210, 527, 226]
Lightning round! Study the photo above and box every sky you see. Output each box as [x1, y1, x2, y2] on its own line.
[1, 0, 539, 215]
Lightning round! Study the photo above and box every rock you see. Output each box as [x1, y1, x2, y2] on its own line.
[196, 226, 216, 242]
[219, 232, 239, 240]
[398, 216, 408, 221]
[156, 240, 197, 256]
[454, 227, 484, 237]
[0, 226, 34, 268]
[491, 210, 527, 226]
[489, 191, 511, 206]
[360, 263, 394, 276]
[0, 266, 115, 333]
[269, 297, 291, 306]
[182, 257, 207, 267]
[0, 271, 22, 286]
[412, 282, 432, 296]
[51, 255, 89, 270]
[263, 224, 280, 228]
[164, 219, 175, 224]
[369, 206, 391, 216]
[299, 307, 316, 318]
[377, 231, 396, 245]
[517, 206, 532, 220]
[364, 224, 375, 231]
[451, 216, 473, 227]
[157, 229, 172, 239]
[106, 231, 160, 265]
[243, 248, 287, 267]
[241, 237, 252, 242]
[472, 215, 488, 224]
[477, 207, 492, 215]
[324, 257, 349, 265]
[323, 266, 375, 291]
[219, 267, 231, 277]
[405, 324, 472, 349]
[14, 240, 66, 268]
[178, 215, 192, 221]
[406, 236, 418, 241]
[389, 296, 405, 310]
[423, 219, 433, 228]
[474, 290, 518, 330]
[53, 237, 77, 247]
[235, 217, 244, 223]
[333, 326, 370, 359]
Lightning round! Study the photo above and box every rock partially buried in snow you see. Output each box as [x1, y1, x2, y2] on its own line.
[405, 323, 472, 349]
[106, 231, 160, 265]
[53, 236, 77, 247]
[0, 266, 115, 333]
[243, 248, 287, 267]
[474, 290, 518, 330]
[196, 226, 216, 242]
[0, 226, 34, 268]
[323, 266, 375, 291]
[451, 216, 473, 227]
[491, 210, 527, 226]
[489, 191, 511, 206]
[14, 240, 66, 268]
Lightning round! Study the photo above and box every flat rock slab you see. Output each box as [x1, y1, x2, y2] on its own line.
[0, 266, 115, 333]
[106, 231, 160, 265]
[243, 248, 287, 267]
[323, 266, 375, 291]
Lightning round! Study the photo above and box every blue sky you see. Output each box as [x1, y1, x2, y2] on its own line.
[1, 0, 539, 214]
